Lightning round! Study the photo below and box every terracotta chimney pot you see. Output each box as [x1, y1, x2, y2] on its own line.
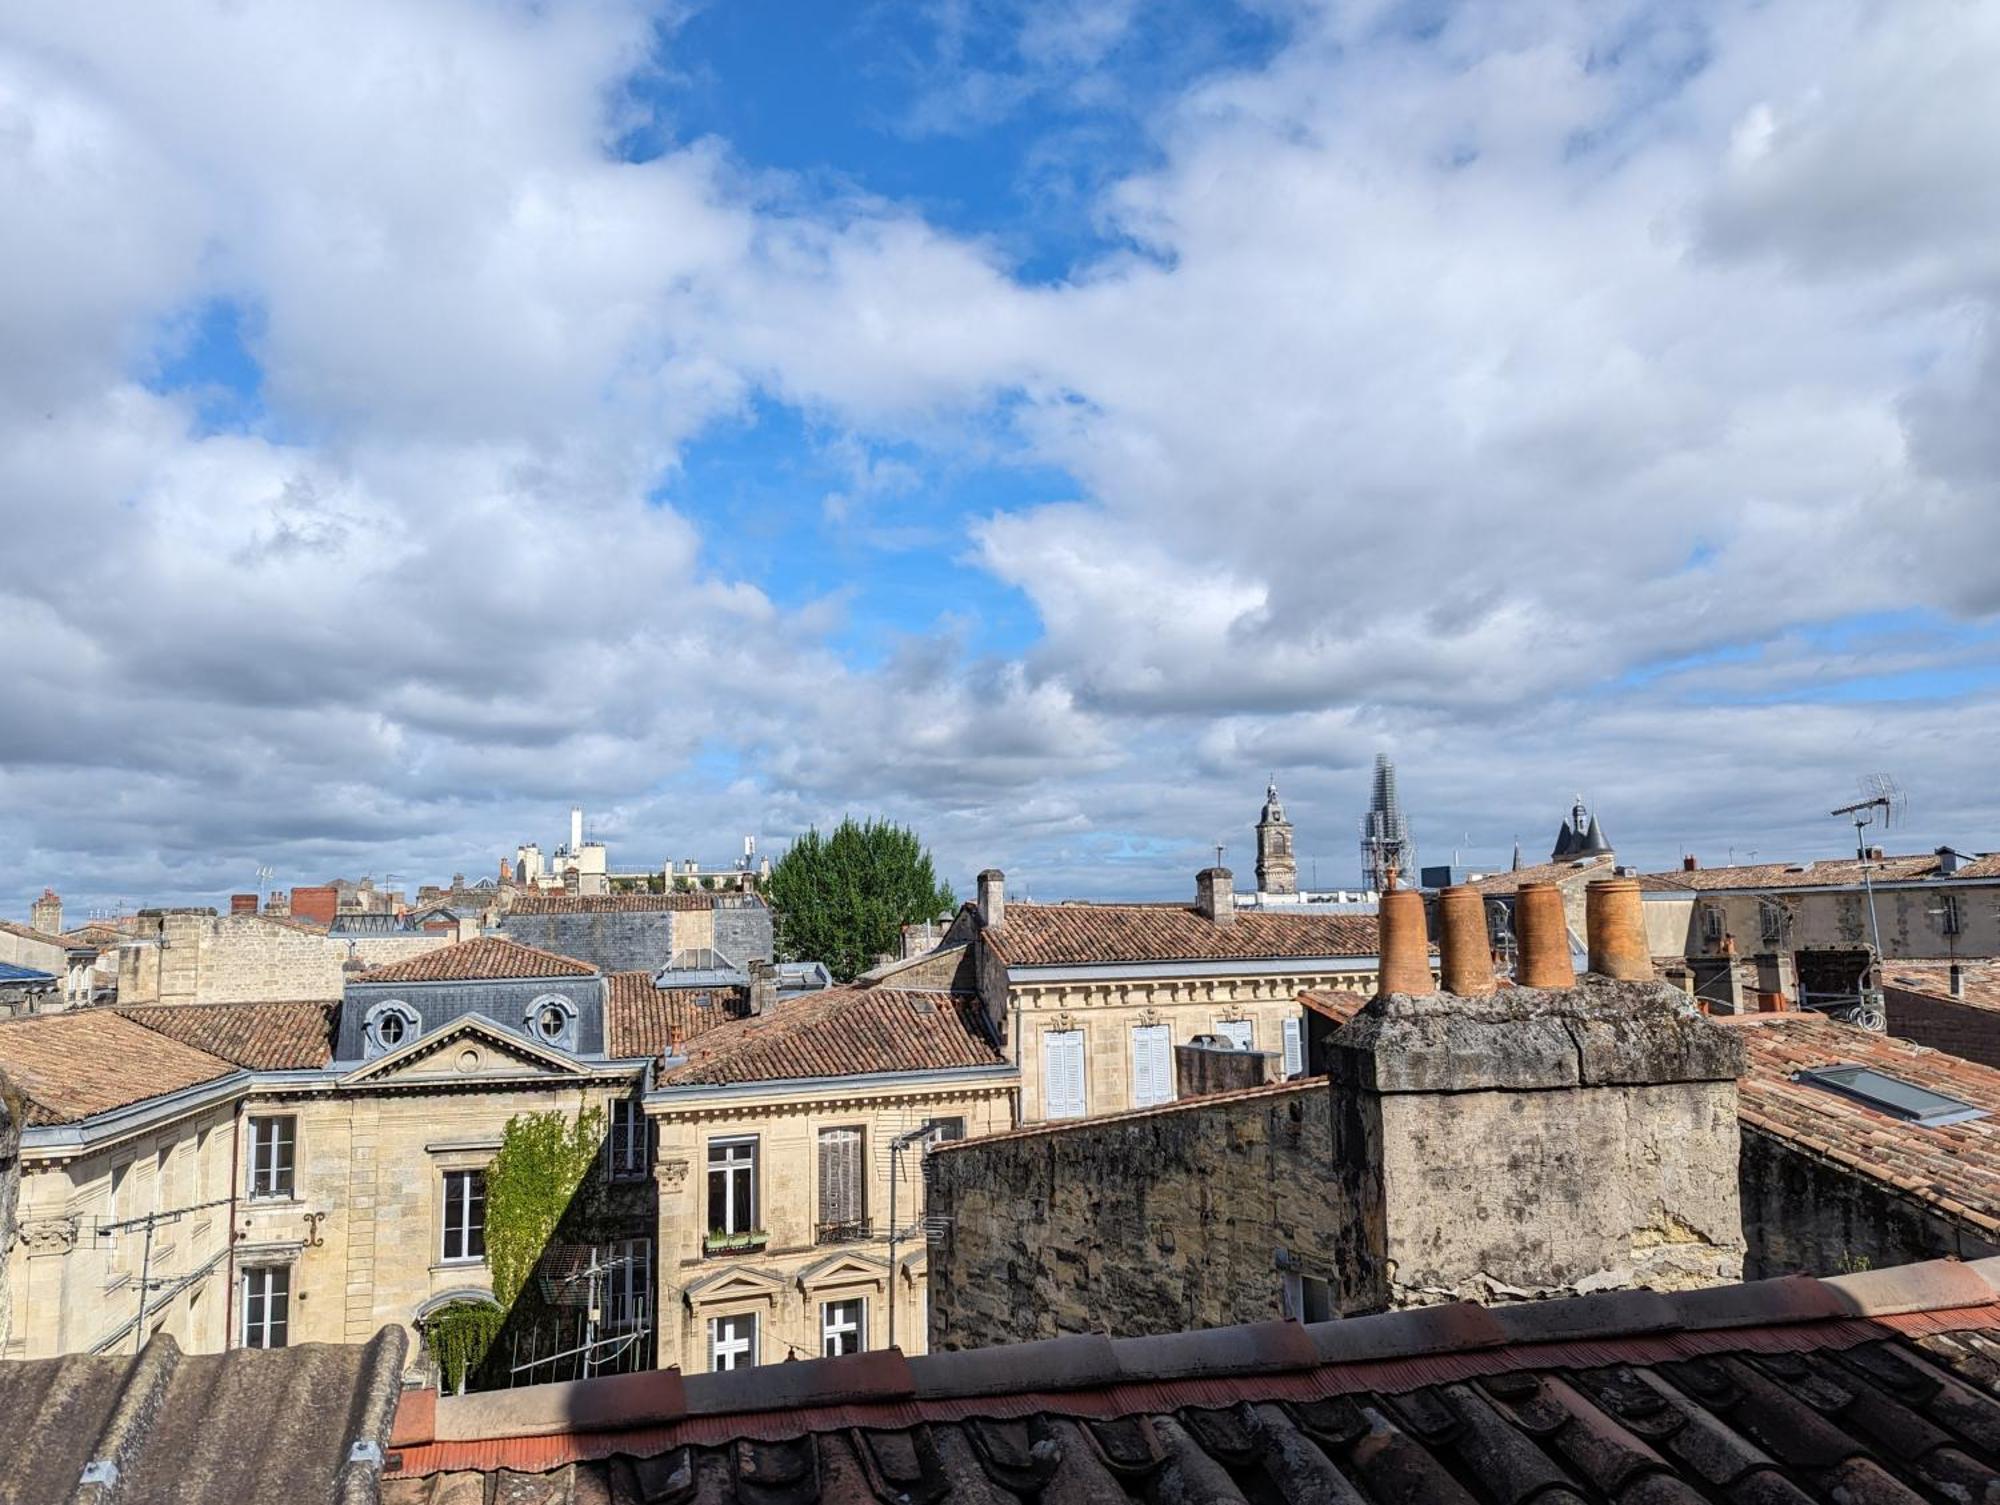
[1375, 886, 1434, 996]
[1586, 877, 1654, 981]
[1513, 881, 1576, 989]
[1436, 885, 1496, 996]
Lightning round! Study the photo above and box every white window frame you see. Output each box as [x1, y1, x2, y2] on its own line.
[364, 1000, 419, 1057]
[708, 1312, 758, 1371]
[441, 1170, 487, 1263]
[1130, 1023, 1174, 1108]
[707, 1137, 758, 1237]
[602, 1237, 651, 1330]
[1043, 1028, 1087, 1120]
[241, 1265, 290, 1349]
[821, 1297, 865, 1358]
[247, 1116, 296, 1201]
[607, 1099, 648, 1181]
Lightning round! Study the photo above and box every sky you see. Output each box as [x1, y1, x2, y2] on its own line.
[5, 0, 2000, 918]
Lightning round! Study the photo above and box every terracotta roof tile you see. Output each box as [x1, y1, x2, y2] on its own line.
[987, 902, 1377, 968]
[1298, 988, 1372, 1027]
[1722, 1012, 2000, 1235]
[505, 893, 727, 914]
[0, 918, 76, 949]
[659, 987, 1005, 1087]
[359, 936, 597, 984]
[1636, 854, 1945, 891]
[117, 999, 340, 1070]
[602, 970, 749, 1059]
[1466, 856, 1620, 894]
[1885, 961, 2000, 1012]
[0, 1011, 236, 1125]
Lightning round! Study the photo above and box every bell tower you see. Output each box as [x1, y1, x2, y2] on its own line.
[1255, 781, 1297, 896]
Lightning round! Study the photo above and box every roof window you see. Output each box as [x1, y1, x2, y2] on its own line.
[1794, 1064, 1988, 1126]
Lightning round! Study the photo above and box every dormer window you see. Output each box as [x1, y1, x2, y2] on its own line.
[363, 1000, 421, 1058]
[526, 994, 577, 1050]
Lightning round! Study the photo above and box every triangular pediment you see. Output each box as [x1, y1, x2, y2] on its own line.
[681, 1264, 789, 1304]
[339, 1013, 591, 1086]
[796, 1251, 891, 1290]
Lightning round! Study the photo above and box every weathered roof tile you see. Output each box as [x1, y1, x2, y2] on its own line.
[984, 902, 1378, 968]
[361, 936, 597, 984]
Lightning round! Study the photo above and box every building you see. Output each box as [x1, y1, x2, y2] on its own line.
[1550, 794, 1613, 862]
[0, 961, 61, 1017]
[1253, 780, 1296, 895]
[379, 1254, 2000, 1505]
[496, 891, 774, 974]
[933, 866, 1380, 1125]
[1884, 959, 2000, 1067]
[1358, 752, 1416, 892]
[113, 906, 446, 1008]
[0, 916, 99, 1010]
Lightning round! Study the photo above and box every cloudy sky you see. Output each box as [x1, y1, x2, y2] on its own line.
[5, 0, 1998, 917]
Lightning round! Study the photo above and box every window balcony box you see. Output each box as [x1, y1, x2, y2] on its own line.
[815, 1219, 874, 1246]
[703, 1229, 769, 1257]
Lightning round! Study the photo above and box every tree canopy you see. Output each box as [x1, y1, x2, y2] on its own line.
[768, 818, 956, 981]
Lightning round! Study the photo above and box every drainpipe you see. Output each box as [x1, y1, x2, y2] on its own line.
[224, 1097, 243, 1351]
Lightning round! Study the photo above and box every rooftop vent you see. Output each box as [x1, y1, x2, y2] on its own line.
[1794, 1064, 1987, 1126]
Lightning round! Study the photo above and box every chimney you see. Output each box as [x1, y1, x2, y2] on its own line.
[562, 866, 581, 896]
[1195, 867, 1235, 924]
[1867, 845, 1885, 861]
[1436, 885, 1495, 995]
[30, 889, 62, 937]
[1682, 855, 1699, 872]
[570, 805, 584, 852]
[1326, 970, 1746, 1314]
[1586, 878, 1654, 981]
[976, 869, 1006, 931]
[1513, 881, 1575, 988]
[1375, 885, 1433, 996]
[229, 893, 258, 915]
[748, 960, 779, 1017]
[1952, 963, 1966, 1001]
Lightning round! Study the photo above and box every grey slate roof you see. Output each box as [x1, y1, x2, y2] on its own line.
[0, 1326, 406, 1505]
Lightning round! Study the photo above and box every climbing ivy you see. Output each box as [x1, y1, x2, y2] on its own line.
[424, 1300, 505, 1395]
[485, 1105, 605, 1308]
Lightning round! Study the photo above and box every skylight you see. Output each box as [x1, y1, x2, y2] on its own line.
[1794, 1064, 1988, 1126]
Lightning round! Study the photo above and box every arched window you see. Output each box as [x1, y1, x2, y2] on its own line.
[364, 1000, 421, 1058]
[525, 994, 577, 1050]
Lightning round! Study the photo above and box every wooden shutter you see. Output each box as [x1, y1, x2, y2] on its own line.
[1282, 1017, 1303, 1077]
[1044, 1030, 1085, 1119]
[1131, 1025, 1172, 1107]
[818, 1129, 862, 1228]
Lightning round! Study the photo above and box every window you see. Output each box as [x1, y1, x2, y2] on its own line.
[607, 1099, 648, 1181]
[822, 1298, 865, 1357]
[708, 1312, 757, 1371]
[1130, 1024, 1174, 1108]
[241, 1267, 290, 1348]
[602, 1238, 651, 1330]
[1939, 895, 1964, 938]
[378, 1012, 406, 1046]
[923, 1117, 965, 1144]
[1282, 1272, 1332, 1323]
[1701, 905, 1725, 943]
[364, 1001, 419, 1057]
[248, 1117, 295, 1200]
[1795, 1065, 1989, 1126]
[1215, 1019, 1255, 1052]
[817, 1128, 866, 1242]
[524, 994, 576, 1049]
[1043, 1029, 1086, 1119]
[442, 1171, 487, 1262]
[1282, 1016, 1304, 1078]
[707, 1139, 757, 1236]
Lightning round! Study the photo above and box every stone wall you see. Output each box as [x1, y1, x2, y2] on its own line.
[1738, 1124, 2000, 1276]
[497, 911, 682, 973]
[925, 1083, 1336, 1349]
[1883, 985, 2000, 1069]
[711, 903, 775, 967]
[342, 934, 451, 971]
[118, 911, 348, 1006]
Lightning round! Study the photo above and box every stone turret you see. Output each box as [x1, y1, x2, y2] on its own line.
[29, 889, 61, 938]
[1254, 782, 1297, 896]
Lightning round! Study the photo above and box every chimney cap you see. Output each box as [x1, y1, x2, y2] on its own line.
[977, 868, 1006, 883]
[1198, 865, 1234, 880]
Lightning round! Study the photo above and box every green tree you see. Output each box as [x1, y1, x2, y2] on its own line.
[768, 818, 956, 981]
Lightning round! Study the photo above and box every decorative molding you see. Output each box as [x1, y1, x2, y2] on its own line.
[1051, 1012, 1078, 1032]
[661, 1157, 691, 1188]
[17, 1215, 80, 1253]
[1137, 1006, 1164, 1028]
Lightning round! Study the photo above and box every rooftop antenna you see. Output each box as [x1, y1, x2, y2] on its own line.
[1828, 774, 1906, 1029]
[1214, 843, 1226, 869]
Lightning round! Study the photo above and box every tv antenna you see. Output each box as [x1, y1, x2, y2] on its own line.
[1827, 775, 1907, 1029]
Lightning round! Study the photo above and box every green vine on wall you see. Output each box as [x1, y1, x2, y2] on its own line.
[424, 1301, 505, 1394]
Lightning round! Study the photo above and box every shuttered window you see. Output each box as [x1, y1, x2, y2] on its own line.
[1043, 1029, 1086, 1119]
[1282, 1017, 1303, 1078]
[1130, 1025, 1174, 1108]
[817, 1128, 865, 1240]
[1216, 1020, 1255, 1052]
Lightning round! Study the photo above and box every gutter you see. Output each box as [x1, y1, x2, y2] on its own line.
[646, 1063, 1020, 1107]
[1007, 956, 1379, 984]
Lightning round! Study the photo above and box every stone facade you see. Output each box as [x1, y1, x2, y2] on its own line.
[115, 909, 446, 1007]
[925, 1083, 1333, 1348]
[496, 899, 773, 975]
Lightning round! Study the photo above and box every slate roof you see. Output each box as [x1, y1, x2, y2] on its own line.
[659, 987, 1006, 1087]
[984, 902, 1378, 968]
[506, 893, 718, 914]
[118, 998, 341, 1070]
[604, 970, 750, 1059]
[360, 935, 598, 984]
[384, 1257, 2000, 1504]
[1466, 855, 1618, 895]
[1725, 1013, 2000, 1239]
[1885, 961, 2000, 1012]
[0, 1327, 404, 1505]
[0, 1010, 237, 1126]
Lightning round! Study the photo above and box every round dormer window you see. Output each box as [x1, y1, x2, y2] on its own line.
[525, 994, 577, 1050]
[379, 1012, 407, 1046]
[537, 1003, 565, 1040]
[363, 1000, 421, 1058]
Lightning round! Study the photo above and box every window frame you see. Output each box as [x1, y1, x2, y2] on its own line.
[706, 1137, 758, 1237]
[441, 1169, 488, 1263]
[1794, 1063, 1989, 1126]
[241, 1265, 291, 1349]
[708, 1311, 758, 1372]
[523, 993, 577, 1050]
[821, 1297, 866, 1358]
[606, 1098, 649, 1181]
[364, 1000, 420, 1057]
[601, 1237, 652, 1331]
[1042, 1027, 1087, 1120]
[247, 1115, 297, 1201]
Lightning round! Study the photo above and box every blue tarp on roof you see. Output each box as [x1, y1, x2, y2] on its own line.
[0, 961, 58, 984]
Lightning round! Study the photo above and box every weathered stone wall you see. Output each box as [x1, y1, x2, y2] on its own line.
[496, 911, 683, 973]
[925, 1083, 1336, 1349]
[118, 911, 348, 1006]
[1738, 1124, 2000, 1277]
[1883, 985, 2000, 1069]
[342, 934, 450, 970]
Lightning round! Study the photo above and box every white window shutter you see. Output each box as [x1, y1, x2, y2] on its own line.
[1131, 1025, 1172, 1107]
[1283, 1017, 1303, 1077]
[1218, 1020, 1254, 1052]
[1045, 1030, 1085, 1118]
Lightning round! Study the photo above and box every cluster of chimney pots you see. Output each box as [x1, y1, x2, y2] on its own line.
[1376, 877, 1655, 997]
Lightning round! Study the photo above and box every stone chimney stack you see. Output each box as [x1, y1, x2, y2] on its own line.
[1436, 885, 1495, 995]
[1195, 867, 1235, 924]
[748, 960, 779, 1017]
[1375, 884, 1433, 995]
[1328, 924, 1746, 1311]
[570, 805, 585, 853]
[1513, 881, 1576, 989]
[30, 889, 61, 937]
[562, 866, 581, 897]
[1586, 877, 1654, 981]
[977, 870, 1006, 931]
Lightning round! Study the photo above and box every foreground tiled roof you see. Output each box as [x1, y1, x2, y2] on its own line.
[1298, 987, 1373, 1027]
[1885, 960, 2000, 1012]
[985, 902, 1378, 968]
[0, 1011, 237, 1125]
[506, 893, 719, 914]
[1466, 855, 1618, 894]
[0, 1328, 404, 1505]
[604, 970, 750, 1059]
[385, 1257, 2000, 1504]
[118, 999, 340, 1070]
[660, 987, 1006, 1087]
[359, 935, 597, 984]
[1726, 1013, 2000, 1237]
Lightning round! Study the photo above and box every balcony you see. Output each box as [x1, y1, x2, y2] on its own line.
[702, 1228, 768, 1257]
[815, 1219, 874, 1246]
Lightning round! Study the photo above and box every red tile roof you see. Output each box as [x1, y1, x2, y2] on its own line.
[359, 936, 597, 984]
[1465, 855, 1618, 894]
[0, 918, 75, 950]
[1725, 1012, 2000, 1236]
[985, 902, 1377, 968]
[0, 1012, 236, 1125]
[1884, 961, 2000, 1012]
[118, 1000, 339, 1071]
[659, 987, 1005, 1087]
[603, 971, 749, 1059]
[1637, 853, 1945, 891]
[383, 1257, 2000, 1503]
[1298, 987, 1372, 1027]
[505, 893, 718, 914]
